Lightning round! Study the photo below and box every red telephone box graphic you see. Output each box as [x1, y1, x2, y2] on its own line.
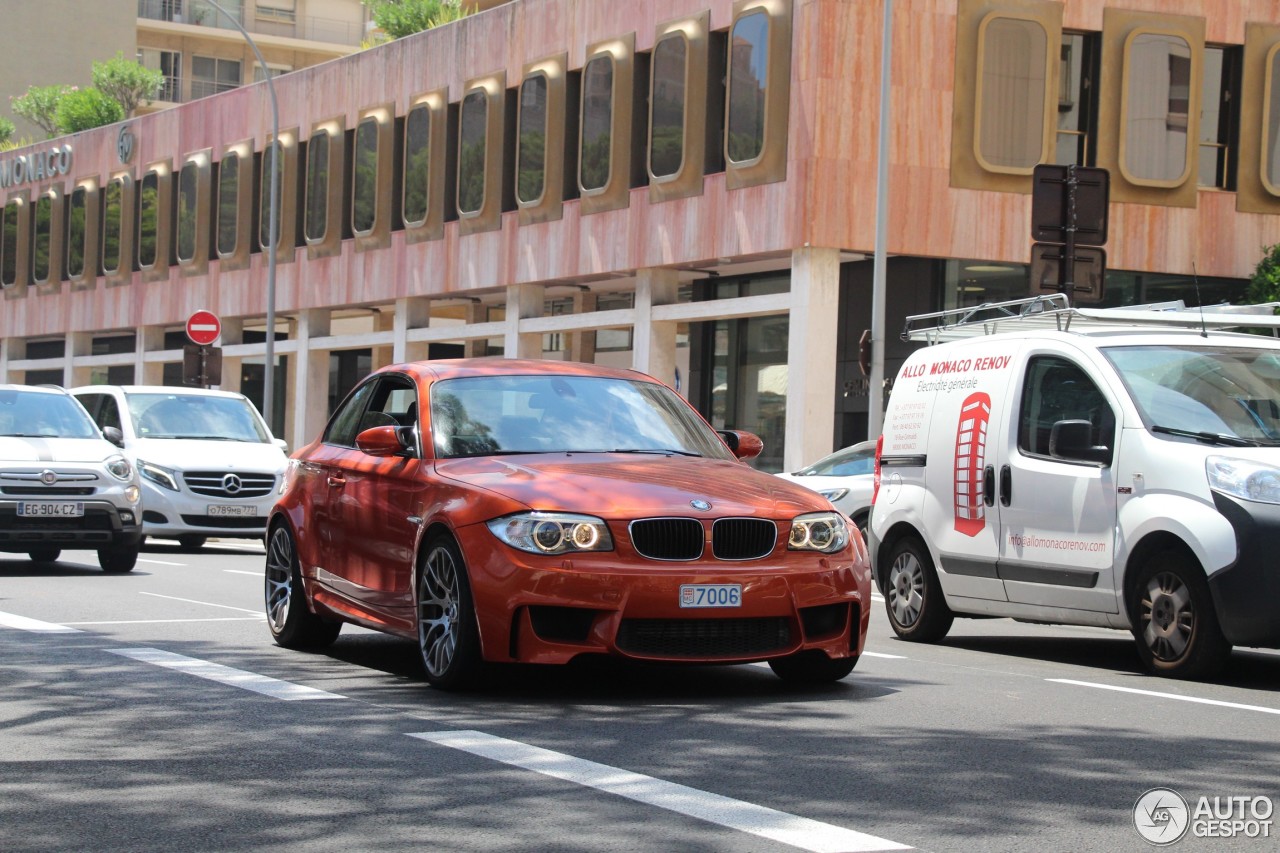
[953, 392, 991, 536]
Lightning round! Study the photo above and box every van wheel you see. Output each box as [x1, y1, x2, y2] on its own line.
[884, 537, 953, 642]
[1129, 550, 1230, 679]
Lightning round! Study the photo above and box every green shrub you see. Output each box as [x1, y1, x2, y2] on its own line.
[56, 87, 125, 134]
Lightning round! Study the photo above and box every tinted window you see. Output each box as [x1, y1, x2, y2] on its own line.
[0, 202, 15, 286]
[324, 380, 377, 447]
[1018, 356, 1114, 459]
[138, 170, 160, 268]
[103, 178, 124, 274]
[67, 187, 87, 277]
[458, 90, 488, 214]
[305, 131, 329, 241]
[403, 104, 431, 224]
[978, 16, 1048, 170]
[1267, 48, 1280, 191]
[217, 153, 239, 256]
[33, 195, 52, 282]
[650, 35, 688, 178]
[259, 142, 282, 250]
[177, 161, 199, 262]
[517, 75, 548, 204]
[727, 10, 769, 163]
[1123, 32, 1192, 182]
[580, 56, 614, 191]
[352, 117, 379, 234]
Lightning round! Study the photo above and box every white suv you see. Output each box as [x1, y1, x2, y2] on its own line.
[0, 385, 142, 571]
[72, 385, 287, 549]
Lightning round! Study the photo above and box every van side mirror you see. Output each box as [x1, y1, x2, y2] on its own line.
[1049, 419, 1111, 465]
[103, 426, 124, 448]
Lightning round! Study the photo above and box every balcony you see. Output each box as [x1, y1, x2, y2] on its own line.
[138, 0, 364, 48]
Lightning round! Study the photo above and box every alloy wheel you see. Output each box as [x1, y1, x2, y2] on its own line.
[265, 526, 293, 633]
[419, 545, 461, 678]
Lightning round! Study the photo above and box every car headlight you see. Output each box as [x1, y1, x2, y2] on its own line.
[789, 511, 850, 553]
[818, 487, 849, 502]
[488, 512, 614, 555]
[105, 454, 133, 481]
[1206, 455, 1280, 504]
[139, 459, 180, 491]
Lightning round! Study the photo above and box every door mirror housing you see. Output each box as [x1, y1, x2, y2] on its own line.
[102, 425, 124, 448]
[1049, 419, 1111, 465]
[355, 425, 416, 458]
[717, 429, 763, 460]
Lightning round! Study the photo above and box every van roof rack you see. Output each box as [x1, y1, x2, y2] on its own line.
[901, 294, 1280, 344]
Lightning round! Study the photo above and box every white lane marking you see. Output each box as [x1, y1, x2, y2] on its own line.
[138, 558, 187, 566]
[1048, 679, 1280, 716]
[139, 591, 261, 614]
[224, 570, 262, 577]
[107, 647, 344, 700]
[216, 543, 266, 552]
[0, 611, 80, 633]
[411, 730, 912, 853]
[862, 651, 906, 659]
[870, 593, 885, 602]
[63, 617, 263, 625]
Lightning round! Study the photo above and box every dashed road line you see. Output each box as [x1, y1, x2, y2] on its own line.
[1048, 678, 1280, 716]
[107, 647, 345, 700]
[862, 651, 907, 659]
[410, 730, 912, 852]
[0, 611, 80, 633]
[137, 558, 187, 566]
[139, 591, 262, 614]
[223, 569, 262, 577]
[63, 617, 263, 626]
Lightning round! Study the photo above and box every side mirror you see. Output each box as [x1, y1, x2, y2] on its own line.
[102, 425, 124, 448]
[272, 437, 289, 453]
[1049, 419, 1111, 465]
[717, 429, 764, 460]
[355, 425, 415, 458]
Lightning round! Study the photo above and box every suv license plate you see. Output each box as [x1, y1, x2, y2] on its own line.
[207, 504, 257, 517]
[18, 502, 84, 518]
[679, 584, 742, 608]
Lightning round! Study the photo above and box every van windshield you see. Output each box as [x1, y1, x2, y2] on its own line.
[1103, 345, 1280, 443]
[126, 393, 270, 442]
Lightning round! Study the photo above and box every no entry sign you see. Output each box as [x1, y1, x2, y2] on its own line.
[186, 310, 221, 346]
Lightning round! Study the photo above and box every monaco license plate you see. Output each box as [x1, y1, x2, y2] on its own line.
[18, 501, 84, 518]
[207, 504, 257, 518]
[679, 584, 742, 608]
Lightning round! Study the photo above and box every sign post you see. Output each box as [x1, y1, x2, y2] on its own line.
[184, 310, 223, 387]
[1031, 164, 1109, 302]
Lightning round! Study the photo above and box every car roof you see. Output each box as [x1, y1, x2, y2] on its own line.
[0, 383, 71, 396]
[69, 384, 250, 400]
[375, 358, 658, 384]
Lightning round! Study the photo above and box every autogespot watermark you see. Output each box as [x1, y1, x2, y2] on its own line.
[1134, 787, 1274, 845]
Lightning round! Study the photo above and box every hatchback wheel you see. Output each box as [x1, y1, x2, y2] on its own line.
[264, 523, 340, 649]
[883, 536, 953, 642]
[1130, 550, 1230, 679]
[28, 548, 62, 564]
[98, 546, 138, 573]
[417, 535, 484, 690]
[768, 651, 858, 683]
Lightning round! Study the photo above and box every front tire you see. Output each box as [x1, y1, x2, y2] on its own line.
[768, 651, 858, 683]
[177, 535, 207, 550]
[98, 546, 138, 573]
[264, 523, 340, 649]
[883, 536, 953, 642]
[1129, 550, 1230, 679]
[28, 548, 62, 564]
[417, 535, 484, 690]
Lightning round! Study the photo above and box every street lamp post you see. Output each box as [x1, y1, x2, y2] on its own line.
[869, 0, 893, 436]
[203, 0, 280, 432]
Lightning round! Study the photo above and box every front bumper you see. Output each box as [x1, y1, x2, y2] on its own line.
[1208, 492, 1280, 648]
[0, 499, 141, 552]
[138, 478, 275, 539]
[457, 524, 871, 666]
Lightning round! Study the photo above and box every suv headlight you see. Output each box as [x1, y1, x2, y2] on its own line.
[818, 487, 849, 502]
[488, 512, 614, 555]
[789, 511, 850, 553]
[105, 454, 133, 481]
[139, 459, 180, 491]
[1206, 455, 1280, 504]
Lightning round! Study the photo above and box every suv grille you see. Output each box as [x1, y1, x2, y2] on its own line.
[629, 518, 704, 560]
[711, 518, 777, 560]
[616, 617, 792, 658]
[182, 471, 276, 499]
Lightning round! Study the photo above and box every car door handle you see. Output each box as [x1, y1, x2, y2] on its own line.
[983, 465, 996, 507]
[999, 465, 1012, 507]
[326, 473, 345, 488]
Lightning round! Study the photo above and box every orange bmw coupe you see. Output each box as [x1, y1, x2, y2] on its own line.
[266, 359, 870, 688]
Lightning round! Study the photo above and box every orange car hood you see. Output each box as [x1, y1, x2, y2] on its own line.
[434, 454, 828, 518]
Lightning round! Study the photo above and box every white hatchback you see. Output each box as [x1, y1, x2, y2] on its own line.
[775, 440, 877, 539]
[72, 385, 287, 549]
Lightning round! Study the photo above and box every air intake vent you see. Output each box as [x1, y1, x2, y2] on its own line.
[712, 518, 777, 560]
[629, 518, 704, 561]
[616, 617, 792, 657]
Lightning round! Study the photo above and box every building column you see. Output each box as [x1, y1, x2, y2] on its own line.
[785, 246, 841, 472]
[290, 309, 331, 451]
[138, 326, 166, 385]
[633, 268, 679, 386]
[67, 333, 92, 388]
[0, 337, 9, 382]
[219, 317, 245, 393]
[395, 297, 432, 363]
[374, 307, 395, 368]
[567, 290, 598, 364]
[504, 283, 543, 360]
[463, 301, 488, 358]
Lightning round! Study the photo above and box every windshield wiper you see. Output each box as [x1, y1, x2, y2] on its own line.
[606, 448, 703, 457]
[1151, 425, 1258, 447]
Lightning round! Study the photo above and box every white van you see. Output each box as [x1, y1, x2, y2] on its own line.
[869, 296, 1280, 678]
[71, 385, 287, 549]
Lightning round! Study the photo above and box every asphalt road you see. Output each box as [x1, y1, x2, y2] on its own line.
[2, 541, 1278, 852]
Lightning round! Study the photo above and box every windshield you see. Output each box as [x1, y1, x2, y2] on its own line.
[0, 389, 100, 439]
[430, 374, 736, 460]
[127, 393, 270, 442]
[796, 444, 875, 476]
[1103, 345, 1280, 443]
